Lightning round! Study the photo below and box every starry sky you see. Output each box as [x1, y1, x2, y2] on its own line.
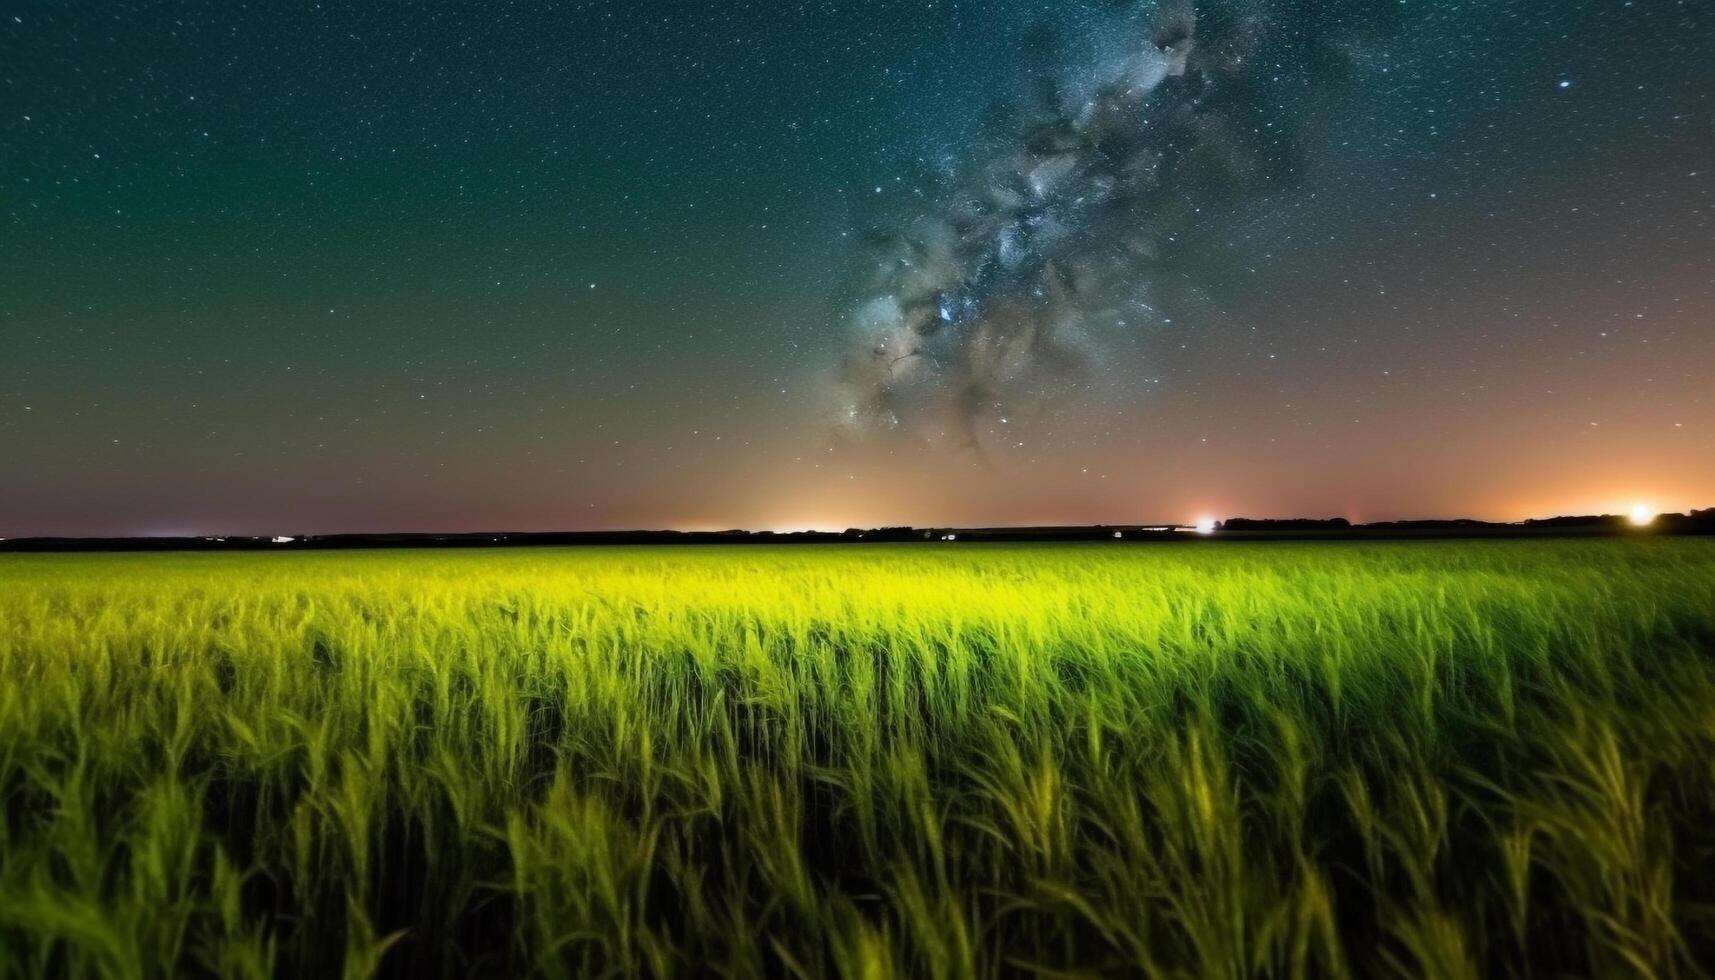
[2, 0, 1712, 536]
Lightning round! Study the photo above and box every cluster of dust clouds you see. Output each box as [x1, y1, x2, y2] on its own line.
[827, 0, 1401, 461]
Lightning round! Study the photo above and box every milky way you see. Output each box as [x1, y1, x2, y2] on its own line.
[834, 0, 1399, 457]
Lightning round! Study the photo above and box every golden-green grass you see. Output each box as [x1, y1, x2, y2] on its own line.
[2, 541, 1714, 978]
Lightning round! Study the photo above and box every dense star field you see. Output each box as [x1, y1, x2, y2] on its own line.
[3, 0, 1713, 534]
[4, 541, 1715, 977]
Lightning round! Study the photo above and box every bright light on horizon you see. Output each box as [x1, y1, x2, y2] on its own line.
[1194, 517, 1218, 535]
[1629, 504, 1656, 527]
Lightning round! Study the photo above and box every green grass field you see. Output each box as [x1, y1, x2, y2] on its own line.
[3, 541, 1714, 978]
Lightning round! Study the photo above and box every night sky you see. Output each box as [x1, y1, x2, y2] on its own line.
[3, 0, 1712, 536]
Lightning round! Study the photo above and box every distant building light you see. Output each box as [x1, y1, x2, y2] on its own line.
[1113, 530, 1122, 538]
[1628, 504, 1656, 528]
[943, 533, 958, 541]
[272, 535, 296, 544]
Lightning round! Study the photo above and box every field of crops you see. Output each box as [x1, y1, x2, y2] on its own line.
[2, 541, 1714, 978]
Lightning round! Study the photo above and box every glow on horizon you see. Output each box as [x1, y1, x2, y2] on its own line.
[1629, 503, 1657, 527]
[1194, 517, 1218, 535]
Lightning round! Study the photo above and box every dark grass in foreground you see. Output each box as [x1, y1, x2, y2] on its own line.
[2, 542, 1714, 978]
